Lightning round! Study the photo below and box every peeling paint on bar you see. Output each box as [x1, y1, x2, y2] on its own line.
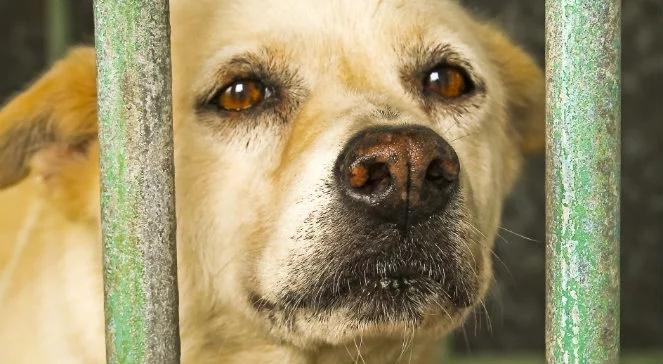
[94, 1, 180, 363]
[545, 1, 621, 363]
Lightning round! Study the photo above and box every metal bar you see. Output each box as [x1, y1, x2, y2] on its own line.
[46, 0, 72, 63]
[94, 1, 180, 363]
[545, 0, 621, 363]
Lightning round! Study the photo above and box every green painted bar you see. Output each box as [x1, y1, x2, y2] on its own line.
[545, 1, 621, 363]
[94, 0, 180, 363]
[47, 0, 72, 63]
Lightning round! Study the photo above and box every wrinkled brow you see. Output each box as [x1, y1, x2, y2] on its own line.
[400, 43, 473, 78]
[399, 42, 485, 94]
[195, 48, 296, 107]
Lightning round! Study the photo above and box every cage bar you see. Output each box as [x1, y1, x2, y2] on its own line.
[545, 1, 621, 363]
[94, 1, 180, 363]
[46, 0, 72, 63]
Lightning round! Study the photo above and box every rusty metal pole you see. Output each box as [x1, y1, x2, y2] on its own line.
[545, 1, 621, 363]
[94, 0, 180, 363]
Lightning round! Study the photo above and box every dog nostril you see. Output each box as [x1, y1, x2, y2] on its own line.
[349, 164, 369, 189]
[425, 159, 445, 182]
[426, 158, 459, 185]
[349, 162, 391, 193]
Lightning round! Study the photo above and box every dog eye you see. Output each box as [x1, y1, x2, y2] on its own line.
[423, 65, 473, 99]
[216, 79, 270, 112]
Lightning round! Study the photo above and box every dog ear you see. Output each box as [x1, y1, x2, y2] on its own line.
[478, 24, 545, 154]
[0, 47, 98, 189]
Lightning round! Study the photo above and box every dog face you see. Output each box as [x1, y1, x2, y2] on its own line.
[169, 0, 543, 347]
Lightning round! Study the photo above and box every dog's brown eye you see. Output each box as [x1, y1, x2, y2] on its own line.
[424, 66, 472, 99]
[217, 79, 268, 111]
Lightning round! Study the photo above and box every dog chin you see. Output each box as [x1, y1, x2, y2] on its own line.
[250, 289, 471, 346]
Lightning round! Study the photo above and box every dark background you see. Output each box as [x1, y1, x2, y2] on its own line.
[1, 0, 661, 356]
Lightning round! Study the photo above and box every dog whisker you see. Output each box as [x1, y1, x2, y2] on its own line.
[498, 226, 541, 243]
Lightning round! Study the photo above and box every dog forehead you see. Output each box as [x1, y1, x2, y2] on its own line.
[170, 0, 483, 99]
[176, 0, 465, 28]
[171, 0, 476, 54]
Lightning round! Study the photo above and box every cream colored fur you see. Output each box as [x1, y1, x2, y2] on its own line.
[0, 0, 543, 362]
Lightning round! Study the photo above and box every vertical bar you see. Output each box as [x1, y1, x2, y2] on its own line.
[94, 1, 180, 363]
[46, 0, 72, 63]
[545, 1, 621, 363]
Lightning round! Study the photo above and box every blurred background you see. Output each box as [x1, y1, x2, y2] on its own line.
[1, 0, 661, 362]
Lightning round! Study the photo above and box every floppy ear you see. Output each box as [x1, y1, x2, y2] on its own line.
[478, 24, 545, 154]
[0, 47, 98, 189]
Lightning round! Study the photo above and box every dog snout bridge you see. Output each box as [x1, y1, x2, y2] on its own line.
[91, 0, 621, 363]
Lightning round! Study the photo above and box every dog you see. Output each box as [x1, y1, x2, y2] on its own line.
[0, 0, 544, 362]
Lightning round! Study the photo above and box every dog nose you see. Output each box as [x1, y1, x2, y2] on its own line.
[335, 125, 460, 224]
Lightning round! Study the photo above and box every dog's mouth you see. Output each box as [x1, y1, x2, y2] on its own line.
[252, 246, 479, 325]
[342, 269, 441, 296]
[301, 259, 473, 316]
